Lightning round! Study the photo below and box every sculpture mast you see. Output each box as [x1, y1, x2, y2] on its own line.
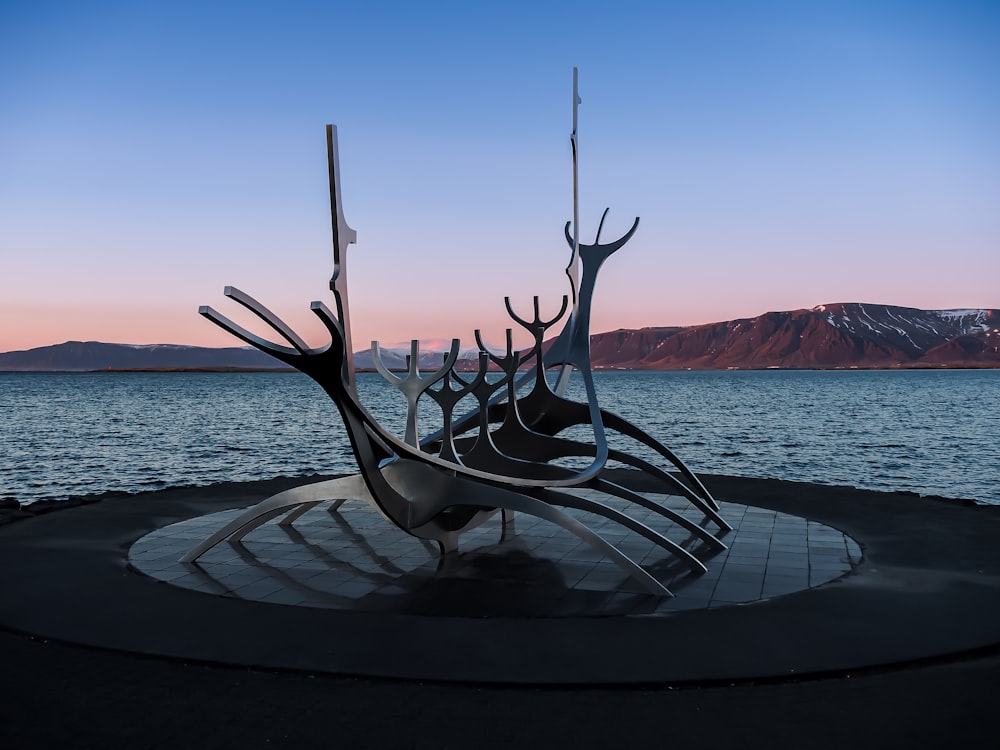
[326, 124, 359, 389]
[554, 67, 582, 396]
[569, 66, 581, 305]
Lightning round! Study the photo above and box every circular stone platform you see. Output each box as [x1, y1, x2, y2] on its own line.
[129, 493, 861, 617]
[1, 473, 998, 685]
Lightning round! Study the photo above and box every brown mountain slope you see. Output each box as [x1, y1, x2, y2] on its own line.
[589, 304, 999, 370]
[921, 328, 1000, 365]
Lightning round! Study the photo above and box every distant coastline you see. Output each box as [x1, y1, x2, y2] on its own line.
[2, 303, 997, 372]
[88, 367, 298, 373]
[74, 364, 1000, 373]
[5, 363, 995, 374]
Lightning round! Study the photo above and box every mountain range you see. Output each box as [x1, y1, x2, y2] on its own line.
[589, 304, 999, 369]
[0, 342, 286, 372]
[1, 304, 997, 371]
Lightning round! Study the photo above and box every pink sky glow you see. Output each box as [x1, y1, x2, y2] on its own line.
[2, 2, 997, 354]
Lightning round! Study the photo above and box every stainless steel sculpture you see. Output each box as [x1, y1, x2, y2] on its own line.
[183, 70, 730, 596]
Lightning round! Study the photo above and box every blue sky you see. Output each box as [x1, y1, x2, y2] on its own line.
[1, 0, 997, 351]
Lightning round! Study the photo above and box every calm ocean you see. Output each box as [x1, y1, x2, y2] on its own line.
[2, 369, 997, 506]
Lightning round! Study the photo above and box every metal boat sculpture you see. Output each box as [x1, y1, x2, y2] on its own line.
[183, 71, 730, 596]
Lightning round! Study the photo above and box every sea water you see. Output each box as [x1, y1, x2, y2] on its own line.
[1, 369, 997, 506]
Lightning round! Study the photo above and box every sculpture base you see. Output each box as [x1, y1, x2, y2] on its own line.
[1, 473, 997, 685]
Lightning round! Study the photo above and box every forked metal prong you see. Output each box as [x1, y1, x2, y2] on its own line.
[198, 305, 299, 360]
[223, 286, 310, 353]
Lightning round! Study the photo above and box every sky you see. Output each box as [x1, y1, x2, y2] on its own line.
[1, 0, 998, 353]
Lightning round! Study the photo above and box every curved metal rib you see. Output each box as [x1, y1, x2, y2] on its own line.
[486, 415, 728, 533]
[180, 475, 373, 563]
[524, 486, 707, 574]
[604, 450, 730, 530]
[600, 410, 722, 513]
[590, 479, 727, 551]
[502, 384, 723, 516]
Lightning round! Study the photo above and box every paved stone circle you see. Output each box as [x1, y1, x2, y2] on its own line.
[130, 490, 861, 617]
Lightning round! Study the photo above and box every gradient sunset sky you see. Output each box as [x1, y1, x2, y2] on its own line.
[2, 0, 997, 353]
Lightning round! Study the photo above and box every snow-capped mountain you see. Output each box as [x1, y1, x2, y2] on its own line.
[589, 304, 1000, 369]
